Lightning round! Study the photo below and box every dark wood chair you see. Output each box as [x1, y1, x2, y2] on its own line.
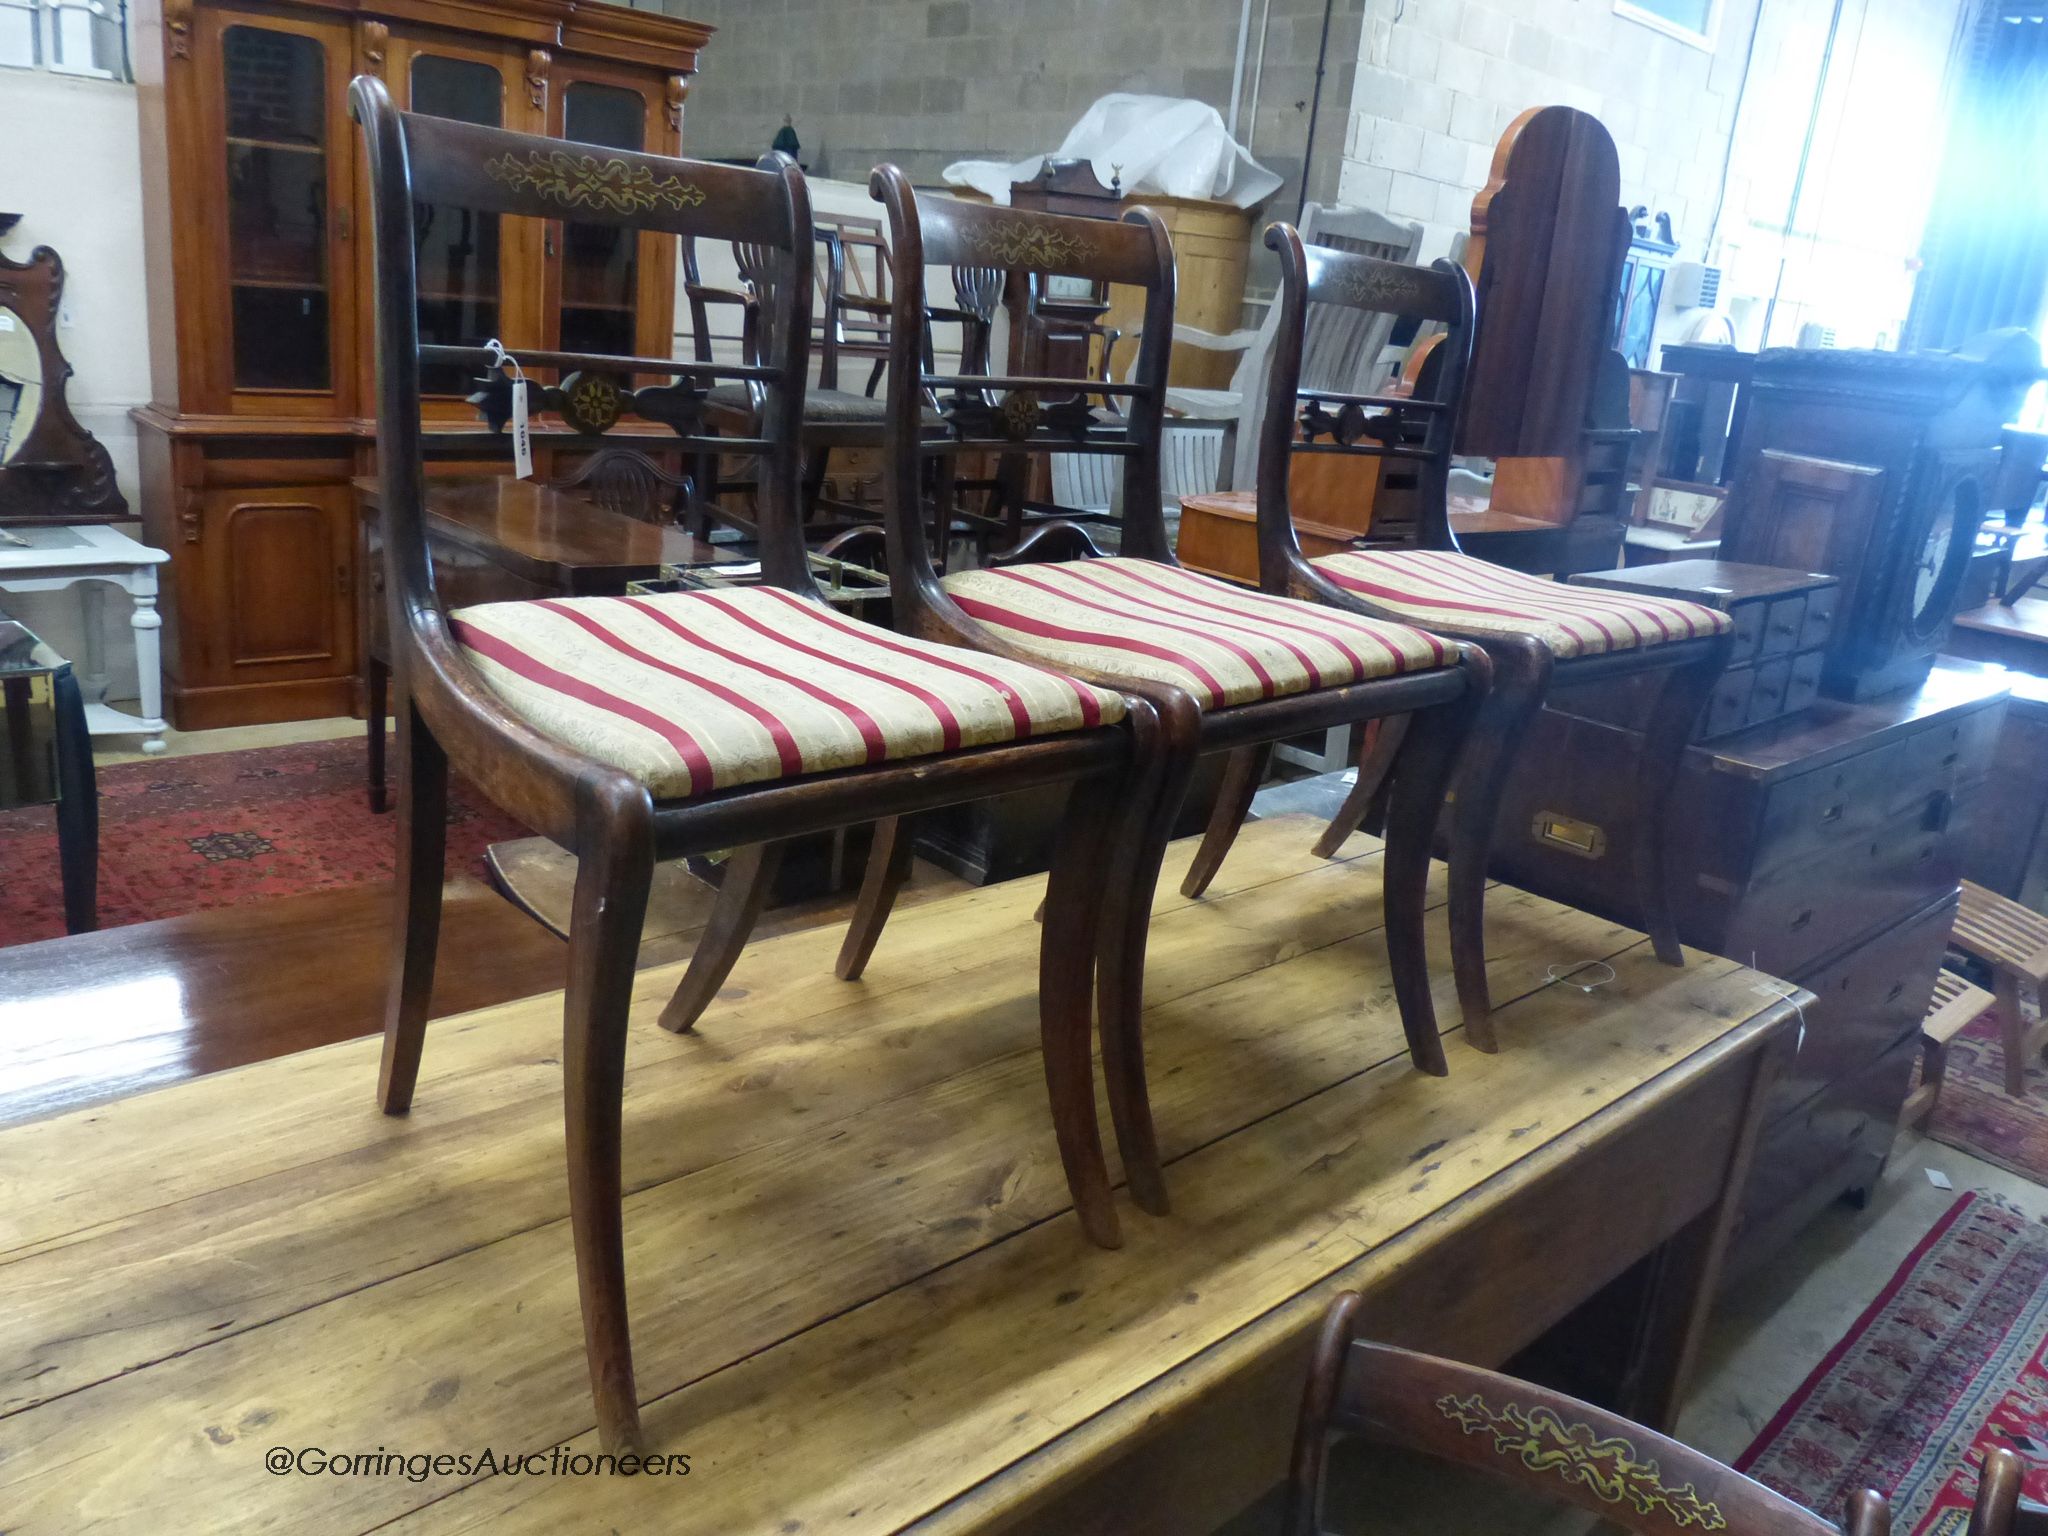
[859, 164, 1490, 1220]
[1284, 1291, 2033, 1535]
[682, 229, 980, 561]
[1187, 226, 1735, 1044]
[549, 444, 691, 524]
[353, 80, 1157, 1453]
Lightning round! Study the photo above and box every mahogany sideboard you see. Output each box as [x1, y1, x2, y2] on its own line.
[130, 0, 712, 730]
[1483, 661, 2009, 1270]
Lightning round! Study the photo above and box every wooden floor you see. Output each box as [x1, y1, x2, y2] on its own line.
[0, 812, 1790, 1535]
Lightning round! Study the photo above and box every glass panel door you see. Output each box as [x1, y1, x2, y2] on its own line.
[221, 23, 334, 391]
[409, 53, 504, 396]
[558, 81, 645, 358]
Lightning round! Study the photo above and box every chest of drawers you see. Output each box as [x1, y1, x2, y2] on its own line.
[1485, 662, 2009, 1265]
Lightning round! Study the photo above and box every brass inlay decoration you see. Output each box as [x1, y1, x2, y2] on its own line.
[1436, 1393, 1727, 1531]
[484, 150, 705, 215]
[998, 391, 1041, 440]
[966, 223, 1094, 269]
[561, 372, 626, 436]
[1330, 266, 1423, 311]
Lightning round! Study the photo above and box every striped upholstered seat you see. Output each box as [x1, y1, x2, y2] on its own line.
[941, 557, 1452, 709]
[1312, 549, 1731, 660]
[450, 587, 1125, 801]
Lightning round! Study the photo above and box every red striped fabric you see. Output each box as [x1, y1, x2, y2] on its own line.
[449, 587, 1124, 800]
[942, 557, 1454, 709]
[1312, 549, 1730, 660]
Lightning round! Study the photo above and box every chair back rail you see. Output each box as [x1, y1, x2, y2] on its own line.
[1285, 1293, 1894, 1536]
[869, 164, 1178, 624]
[1255, 223, 1476, 592]
[352, 74, 819, 675]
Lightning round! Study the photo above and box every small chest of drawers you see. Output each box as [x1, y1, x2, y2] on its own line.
[1488, 662, 2009, 1269]
[1570, 559, 1841, 739]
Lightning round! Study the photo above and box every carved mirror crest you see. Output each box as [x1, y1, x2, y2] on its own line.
[0, 235, 127, 525]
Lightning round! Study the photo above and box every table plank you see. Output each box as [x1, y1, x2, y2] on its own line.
[0, 818, 1784, 1536]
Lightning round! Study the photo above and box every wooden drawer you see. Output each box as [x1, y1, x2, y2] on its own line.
[1785, 649, 1825, 716]
[1764, 896, 1955, 1122]
[1751, 749, 1896, 881]
[1759, 592, 1807, 658]
[1727, 810, 1956, 977]
[1738, 1029, 1920, 1255]
[1748, 657, 1793, 725]
[1800, 584, 1839, 650]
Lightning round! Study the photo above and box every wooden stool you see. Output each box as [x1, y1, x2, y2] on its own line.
[1953, 880, 2048, 1097]
[1902, 968, 1995, 1129]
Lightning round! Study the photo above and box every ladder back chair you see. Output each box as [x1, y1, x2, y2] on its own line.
[1190, 224, 1734, 1044]
[354, 79, 1157, 1453]
[683, 230, 984, 562]
[863, 164, 1490, 1220]
[1283, 1292, 2027, 1536]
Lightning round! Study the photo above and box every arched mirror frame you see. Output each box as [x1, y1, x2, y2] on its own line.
[0, 231, 128, 525]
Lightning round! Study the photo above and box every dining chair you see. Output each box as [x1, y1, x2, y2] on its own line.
[1282, 1291, 2026, 1536]
[857, 164, 1489, 1220]
[549, 443, 691, 525]
[354, 79, 1157, 1453]
[1186, 225, 1735, 1044]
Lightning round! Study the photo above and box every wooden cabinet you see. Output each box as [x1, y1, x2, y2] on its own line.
[133, 0, 711, 728]
[1481, 661, 2010, 1268]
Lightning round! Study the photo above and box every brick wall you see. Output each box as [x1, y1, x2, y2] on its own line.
[655, 0, 1364, 220]
[1339, 0, 1761, 265]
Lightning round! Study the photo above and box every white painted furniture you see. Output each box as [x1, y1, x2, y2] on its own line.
[1166, 203, 1425, 491]
[0, 523, 168, 753]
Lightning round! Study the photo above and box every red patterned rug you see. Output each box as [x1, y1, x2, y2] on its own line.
[1737, 1192, 2048, 1533]
[1929, 1010, 2048, 1185]
[0, 737, 526, 946]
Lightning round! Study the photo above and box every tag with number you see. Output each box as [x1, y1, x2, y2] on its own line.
[486, 338, 535, 480]
[510, 379, 533, 479]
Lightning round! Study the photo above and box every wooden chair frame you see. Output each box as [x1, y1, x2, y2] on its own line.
[858, 164, 1490, 1220]
[353, 79, 1154, 1454]
[1190, 224, 1733, 1043]
[1283, 1292, 1952, 1536]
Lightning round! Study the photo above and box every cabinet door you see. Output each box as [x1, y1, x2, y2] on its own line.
[545, 68, 676, 363]
[192, 484, 357, 686]
[196, 8, 359, 416]
[362, 35, 549, 416]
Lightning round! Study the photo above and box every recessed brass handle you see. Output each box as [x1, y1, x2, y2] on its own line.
[1529, 812, 1606, 859]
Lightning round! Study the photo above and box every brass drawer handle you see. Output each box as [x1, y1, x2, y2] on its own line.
[1530, 812, 1606, 859]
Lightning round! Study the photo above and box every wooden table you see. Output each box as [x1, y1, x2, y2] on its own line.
[0, 812, 1796, 1535]
[353, 475, 735, 810]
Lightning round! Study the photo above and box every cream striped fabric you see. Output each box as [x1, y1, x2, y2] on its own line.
[1312, 549, 1731, 660]
[941, 557, 1453, 709]
[450, 586, 1125, 801]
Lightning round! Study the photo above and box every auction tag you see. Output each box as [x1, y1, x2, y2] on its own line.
[510, 381, 532, 479]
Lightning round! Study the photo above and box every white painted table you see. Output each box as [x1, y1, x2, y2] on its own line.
[0, 523, 169, 753]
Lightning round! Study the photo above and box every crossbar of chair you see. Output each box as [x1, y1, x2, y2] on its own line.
[922, 374, 1147, 396]
[419, 343, 781, 383]
[1297, 387, 1447, 412]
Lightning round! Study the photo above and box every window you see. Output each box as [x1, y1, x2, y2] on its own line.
[1614, 0, 1720, 51]
[0, 0, 130, 79]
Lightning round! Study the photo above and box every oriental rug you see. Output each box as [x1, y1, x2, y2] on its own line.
[1928, 1009, 2048, 1186]
[0, 737, 523, 945]
[1737, 1192, 2048, 1533]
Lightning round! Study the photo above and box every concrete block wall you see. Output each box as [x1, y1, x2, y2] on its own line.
[1339, 0, 1762, 265]
[654, 0, 1364, 223]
